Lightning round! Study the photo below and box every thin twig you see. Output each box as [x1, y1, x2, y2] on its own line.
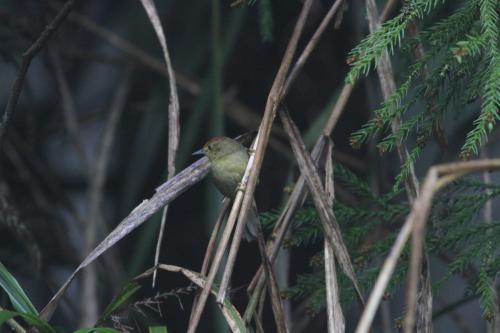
[186, 2, 315, 332]
[379, 0, 400, 23]
[323, 139, 345, 333]
[189, 199, 230, 321]
[244, 137, 327, 323]
[253, 212, 289, 333]
[482, 147, 500, 333]
[135, 264, 246, 331]
[365, 0, 419, 200]
[138, 0, 181, 288]
[244, 0, 399, 316]
[355, 159, 500, 333]
[279, 107, 363, 301]
[364, 1, 431, 331]
[235, 0, 356, 321]
[82, 66, 132, 326]
[47, 48, 90, 173]
[185, 177, 245, 333]
[47, 0, 200, 95]
[0, 0, 77, 147]
[214, 0, 315, 307]
[283, 0, 346, 96]
[40, 156, 211, 321]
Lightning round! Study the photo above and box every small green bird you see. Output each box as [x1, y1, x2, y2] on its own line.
[193, 136, 258, 241]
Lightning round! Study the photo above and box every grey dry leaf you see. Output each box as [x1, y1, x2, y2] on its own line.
[138, 0, 180, 286]
[39, 157, 210, 321]
[279, 107, 363, 303]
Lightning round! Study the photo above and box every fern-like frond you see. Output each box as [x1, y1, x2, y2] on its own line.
[459, 0, 500, 158]
[346, 0, 447, 84]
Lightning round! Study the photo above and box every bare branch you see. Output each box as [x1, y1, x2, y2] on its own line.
[364, 1, 429, 331]
[39, 156, 211, 321]
[189, 199, 230, 321]
[47, 49, 90, 172]
[135, 264, 246, 332]
[215, 0, 315, 307]
[0, 0, 77, 147]
[186, 2, 315, 332]
[81, 67, 132, 326]
[355, 159, 500, 333]
[283, 0, 346, 96]
[244, 0, 399, 317]
[323, 139, 345, 333]
[279, 107, 363, 301]
[254, 207, 289, 332]
[138, 0, 180, 287]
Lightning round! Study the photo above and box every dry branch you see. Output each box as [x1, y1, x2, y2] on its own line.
[0, 0, 77, 147]
[279, 107, 363, 301]
[47, 49, 90, 172]
[364, 0, 431, 331]
[254, 213, 289, 333]
[355, 159, 500, 333]
[186, 2, 315, 332]
[134, 265, 247, 332]
[81, 67, 132, 326]
[39, 156, 211, 320]
[283, 0, 346, 96]
[215, 0, 315, 304]
[245, 0, 398, 316]
[138, 0, 181, 288]
[189, 199, 230, 321]
[323, 139, 345, 333]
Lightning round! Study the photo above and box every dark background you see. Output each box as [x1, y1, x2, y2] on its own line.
[0, 0, 494, 332]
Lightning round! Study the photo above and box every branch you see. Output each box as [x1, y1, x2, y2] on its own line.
[323, 139, 345, 333]
[0, 0, 77, 147]
[355, 159, 500, 333]
[216, 0, 315, 306]
[81, 66, 132, 326]
[138, 0, 181, 288]
[279, 107, 363, 301]
[186, 1, 315, 332]
[39, 156, 211, 321]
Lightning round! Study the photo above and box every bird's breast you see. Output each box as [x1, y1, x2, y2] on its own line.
[210, 152, 248, 198]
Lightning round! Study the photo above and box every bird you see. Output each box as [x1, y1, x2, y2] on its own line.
[193, 136, 258, 241]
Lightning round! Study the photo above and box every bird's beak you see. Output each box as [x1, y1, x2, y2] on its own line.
[192, 149, 205, 156]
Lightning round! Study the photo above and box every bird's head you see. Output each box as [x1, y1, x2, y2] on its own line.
[193, 136, 245, 162]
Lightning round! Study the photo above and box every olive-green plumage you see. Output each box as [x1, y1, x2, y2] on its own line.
[197, 136, 258, 241]
[202, 137, 249, 198]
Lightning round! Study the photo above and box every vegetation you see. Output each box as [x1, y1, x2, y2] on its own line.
[0, 0, 498, 332]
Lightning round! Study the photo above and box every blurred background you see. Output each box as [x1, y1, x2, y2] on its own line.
[0, 0, 497, 332]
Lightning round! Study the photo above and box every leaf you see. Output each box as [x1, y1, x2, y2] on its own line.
[98, 282, 142, 323]
[138, 0, 180, 177]
[138, 0, 180, 287]
[279, 108, 364, 303]
[0, 261, 38, 315]
[39, 157, 211, 321]
[0, 310, 56, 333]
[148, 326, 168, 333]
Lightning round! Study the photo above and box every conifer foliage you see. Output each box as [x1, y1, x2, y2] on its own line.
[263, 0, 500, 325]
